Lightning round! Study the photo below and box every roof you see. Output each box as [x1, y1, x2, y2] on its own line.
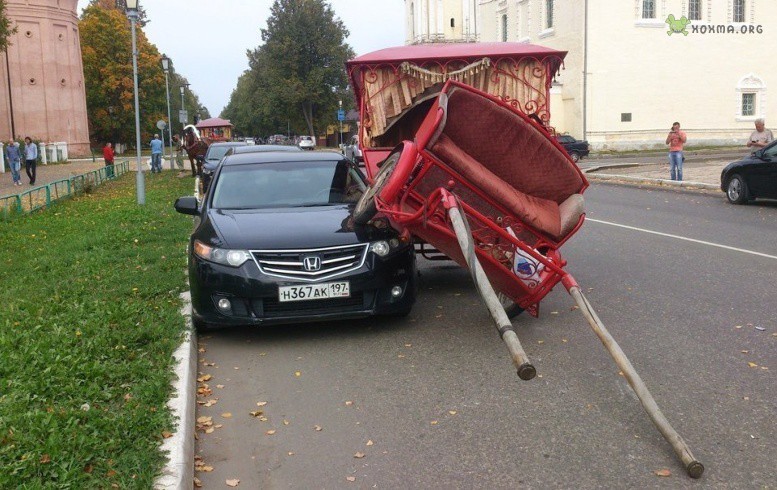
[222, 150, 345, 166]
[207, 141, 246, 147]
[347, 42, 567, 66]
[196, 117, 234, 128]
[230, 144, 302, 154]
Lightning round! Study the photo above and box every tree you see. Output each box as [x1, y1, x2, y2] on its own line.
[224, 0, 354, 139]
[0, 0, 18, 52]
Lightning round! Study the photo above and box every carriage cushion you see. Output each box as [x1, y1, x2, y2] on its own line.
[431, 134, 564, 238]
[438, 87, 584, 204]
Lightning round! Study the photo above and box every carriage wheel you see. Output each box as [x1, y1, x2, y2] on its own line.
[497, 291, 524, 319]
[353, 149, 402, 225]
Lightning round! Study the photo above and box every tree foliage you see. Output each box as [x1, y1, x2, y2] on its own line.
[79, 5, 208, 148]
[0, 0, 18, 52]
[222, 0, 354, 139]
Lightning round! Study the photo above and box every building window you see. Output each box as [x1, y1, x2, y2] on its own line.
[688, 0, 702, 20]
[450, 18, 455, 28]
[501, 14, 508, 41]
[546, 0, 554, 29]
[741, 93, 755, 116]
[733, 0, 746, 22]
[642, 0, 656, 18]
[621, 113, 632, 122]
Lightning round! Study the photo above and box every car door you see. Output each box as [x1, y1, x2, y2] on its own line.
[747, 142, 777, 198]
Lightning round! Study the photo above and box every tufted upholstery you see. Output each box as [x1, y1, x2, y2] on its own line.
[426, 86, 585, 240]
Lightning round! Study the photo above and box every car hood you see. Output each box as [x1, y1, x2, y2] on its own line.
[722, 153, 762, 174]
[199, 205, 393, 250]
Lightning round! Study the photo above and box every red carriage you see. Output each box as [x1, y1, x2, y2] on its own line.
[346, 43, 704, 478]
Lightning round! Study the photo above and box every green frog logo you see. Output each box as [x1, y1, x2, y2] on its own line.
[666, 14, 691, 36]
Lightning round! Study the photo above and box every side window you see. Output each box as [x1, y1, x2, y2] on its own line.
[762, 144, 777, 160]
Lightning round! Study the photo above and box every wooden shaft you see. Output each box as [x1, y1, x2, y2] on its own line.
[568, 286, 704, 479]
[447, 205, 535, 380]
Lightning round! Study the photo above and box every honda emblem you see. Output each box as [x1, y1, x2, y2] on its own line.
[303, 255, 321, 272]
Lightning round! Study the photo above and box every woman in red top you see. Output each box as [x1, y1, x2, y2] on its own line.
[665, 122, 687, 181]
[103, 142, 115, 178]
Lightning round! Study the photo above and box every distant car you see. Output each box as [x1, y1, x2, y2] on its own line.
[555, 134, 590, 163]
[174, 150, 416, 331]
[201, 142, 248, 193]
[720, 140, 777, 204]
[244, 138, 256, 145]
[298, 135, 315, 150]
[344, 135, 362, 162]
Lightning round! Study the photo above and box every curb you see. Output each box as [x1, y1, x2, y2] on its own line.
[154, 292, 197, 490]
[586, 172, 719, 191]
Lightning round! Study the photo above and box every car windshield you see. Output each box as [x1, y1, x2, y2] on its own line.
[205, 146, 238, 161]
[211, 160, 367, 209]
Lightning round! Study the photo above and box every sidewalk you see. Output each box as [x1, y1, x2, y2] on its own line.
[0, 157, 188, 198]
[582, 157, 728, 189]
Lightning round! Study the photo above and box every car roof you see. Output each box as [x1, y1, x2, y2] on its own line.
[222, 150, 345, 166]
[208, 141, 247, 147]
[230, 144, 301, 154]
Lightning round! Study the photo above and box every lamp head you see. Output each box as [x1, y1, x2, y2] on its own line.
[161, 56, 170, 72]
[125, 0, 139, 11]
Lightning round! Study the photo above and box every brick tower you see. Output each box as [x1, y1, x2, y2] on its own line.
[0, 0, 90, 155]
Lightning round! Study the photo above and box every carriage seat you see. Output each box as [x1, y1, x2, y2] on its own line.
[424, 86, 586, 241]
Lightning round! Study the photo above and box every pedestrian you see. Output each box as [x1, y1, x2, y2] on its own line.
[6, 140, 22, 186]
[665, 122, 687, 181]
[23, 136, 37, 185]
[103, 142, 115, 178]
[746, 118, 774, 149]
[150, 134, 163, 173]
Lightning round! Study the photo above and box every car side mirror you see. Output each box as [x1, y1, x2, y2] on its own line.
[174, 196, 199, 215]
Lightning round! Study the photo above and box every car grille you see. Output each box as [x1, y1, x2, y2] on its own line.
[259, 292, 367, 317]
[251, 244, 369, 282]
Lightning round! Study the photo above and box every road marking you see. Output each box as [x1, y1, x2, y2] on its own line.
[587, 218, 777, 261]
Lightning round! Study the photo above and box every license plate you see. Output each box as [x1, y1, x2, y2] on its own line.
[278, 281, 350, 302]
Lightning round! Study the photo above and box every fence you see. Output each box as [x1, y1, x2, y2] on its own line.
[0, 160, 130, 220]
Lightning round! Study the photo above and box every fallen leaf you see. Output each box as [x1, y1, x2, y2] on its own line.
[221, 412, 232, 418]
[216, 384, 225, 389]
[761, 366, 769, 370]
[430, 420, 438, 425]
[354, 452, 365, 459]
[748, 362, 758, 368]
[735, 325, 743, 329]
[314, 425, 322, 431]
[294, 371, 301, 377]
[193, 477, 202, 488]
[562, 338, 568, 343]
[266, 430, 276, 435]
[283, 420, 290, 426]
[249, 411, 264, 417]
[741, 350, 749, 354]
[366, 440, 374, 446]
[233, 367, 239, 370]
[257, 401, 268, 407]
[214, 424, 223, 429]
[205, 427, 214, 434]
[287, 451, 295, 456]
[40, 454, 51, 464]
[405, 343, 412, 347]
[550, 311, 558, 315]
[346, 476, 356, 482]
[197, 374, 212, 382]
[197, 416, 212, 424]
[654, 469, 671, 477]
[226, 479, 240, 487]
[537, 340, 544, 344]
[345, 401, 353, 406]
[197, 465, 214, 473]
[448, 410, 457, 415]
[743, 396, 750, 400]
[161, 431, 173, 439]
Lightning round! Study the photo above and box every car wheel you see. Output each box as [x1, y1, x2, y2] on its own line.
[569, 151, 580, 163]
[497, 291, 524, 319]
[726, 174, 748, 204]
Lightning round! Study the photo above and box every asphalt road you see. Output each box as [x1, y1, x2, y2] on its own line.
[193, 183, 776, 489]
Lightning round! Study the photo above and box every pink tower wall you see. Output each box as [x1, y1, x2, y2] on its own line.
[0, 0, 90, 155]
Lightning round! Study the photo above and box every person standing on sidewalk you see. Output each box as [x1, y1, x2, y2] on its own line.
[150, 134, 163, 173]
[6, 140, 22, 186]
[665, 122, 687, 181]
[23, 137, 38, 185]
[746, 119, 773, 149]
[103, 142, 115, 178]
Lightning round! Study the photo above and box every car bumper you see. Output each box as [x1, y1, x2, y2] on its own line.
[189, 247, 416, 327]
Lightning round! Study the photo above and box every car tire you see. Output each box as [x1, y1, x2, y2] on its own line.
[569, 151, 580, 163]
[497, 291, 524, 319]
[726, 174, 748, 204]
[353, 152, 400, 224]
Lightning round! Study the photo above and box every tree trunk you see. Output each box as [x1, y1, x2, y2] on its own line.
[302, 102, 315, 139]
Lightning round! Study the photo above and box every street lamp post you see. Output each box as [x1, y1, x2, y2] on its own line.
[161, 56, 174, 170]
[180, 83, 190, 129]
[125, 0, 144, 205]
[338, 100, 343, 152]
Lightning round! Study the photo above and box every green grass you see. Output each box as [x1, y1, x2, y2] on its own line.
[0, 172, 194, 487]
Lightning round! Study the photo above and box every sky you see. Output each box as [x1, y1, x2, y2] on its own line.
[77, 1, 405, 117]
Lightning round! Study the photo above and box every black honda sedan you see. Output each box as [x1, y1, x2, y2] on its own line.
[721, 140, 777, 204]
[175, 151, 416, 330]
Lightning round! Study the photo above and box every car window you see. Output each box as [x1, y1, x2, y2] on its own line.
[557, 136, 574, 143]
[762, 143, 777, 160]
[205, 146, 237, 161]
[211, 160, 367, 209]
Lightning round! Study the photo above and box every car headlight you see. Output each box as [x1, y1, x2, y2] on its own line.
[194, 240, 251, 267]
[370, 241, 390, 257]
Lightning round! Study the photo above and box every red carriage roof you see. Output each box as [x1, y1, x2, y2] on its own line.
[196, 117, 234, 128]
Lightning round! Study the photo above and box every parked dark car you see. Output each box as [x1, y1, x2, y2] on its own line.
[175, 151, 416, 331]
[201, 142, 248, 193]
[720, 140, 777, 204]
[555, 134, 590, 163]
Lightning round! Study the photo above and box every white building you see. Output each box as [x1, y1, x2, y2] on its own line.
[405, 0, 480, 44]
[411, 0, 775, 150]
